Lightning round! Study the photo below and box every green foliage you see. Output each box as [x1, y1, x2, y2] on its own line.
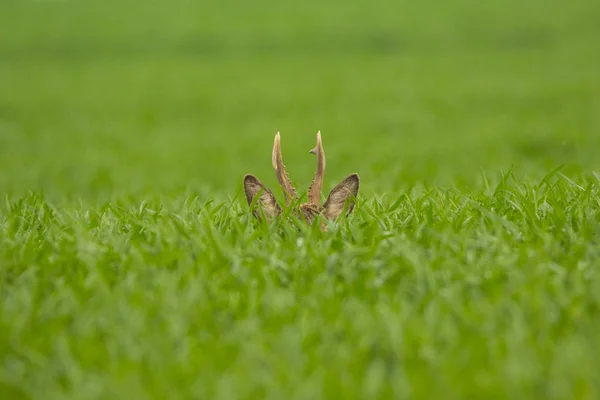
[1, 0, 600, 398]
[2, 173, 600, 399]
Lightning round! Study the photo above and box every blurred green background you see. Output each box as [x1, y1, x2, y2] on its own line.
[1, 0, 599, 203]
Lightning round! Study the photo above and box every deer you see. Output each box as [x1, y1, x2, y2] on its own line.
[243, 131, 359, 230]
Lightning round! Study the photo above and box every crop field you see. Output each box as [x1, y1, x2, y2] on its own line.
[1, 0, 600, 398]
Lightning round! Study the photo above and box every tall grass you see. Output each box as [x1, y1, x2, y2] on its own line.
[2, 0, 600, 397]
[1, 171, 599, 398]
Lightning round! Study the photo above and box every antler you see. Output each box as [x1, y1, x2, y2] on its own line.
[244, 131, 359, 230]
[307, 131, 325, 207]
[272, 132, 297, 205]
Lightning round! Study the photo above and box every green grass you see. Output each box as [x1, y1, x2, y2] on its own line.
[2, 172, 600, 399]
[1, 0, 600, 398]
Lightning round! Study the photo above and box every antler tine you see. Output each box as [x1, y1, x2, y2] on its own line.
[272, 132, 297, 205]
[307, 131, 326, 206]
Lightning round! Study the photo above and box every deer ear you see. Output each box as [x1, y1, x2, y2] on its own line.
[322, 173, 359, 220]
[244, 174, 281, 220]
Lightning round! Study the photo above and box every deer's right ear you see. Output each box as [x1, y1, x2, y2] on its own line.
[321, 173, 360, 220]
[244, 174, 281, 220]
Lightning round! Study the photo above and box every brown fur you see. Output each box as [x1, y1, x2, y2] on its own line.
[244, 131, 359, 231]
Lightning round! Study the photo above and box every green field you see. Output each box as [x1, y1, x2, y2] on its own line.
[2, 0, 600, 398]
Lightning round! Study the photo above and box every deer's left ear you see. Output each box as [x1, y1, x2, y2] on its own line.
[321, 173, 359, 220]
[244, 174, 281, 220]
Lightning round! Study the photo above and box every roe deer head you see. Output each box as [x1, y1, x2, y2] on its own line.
[243, 131, 359, 230]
